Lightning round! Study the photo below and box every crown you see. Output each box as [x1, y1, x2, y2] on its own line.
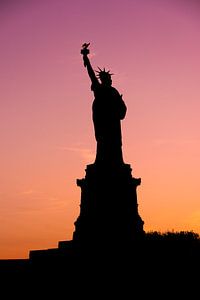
[95, 67, 114, 80]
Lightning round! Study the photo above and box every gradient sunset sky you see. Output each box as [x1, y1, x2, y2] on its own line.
[1, 0, 200, 258]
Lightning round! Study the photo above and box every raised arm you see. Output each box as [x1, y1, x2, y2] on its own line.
[81, 43, 99, 86]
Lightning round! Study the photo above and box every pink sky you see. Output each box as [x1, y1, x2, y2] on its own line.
[0, 0, 200, 258]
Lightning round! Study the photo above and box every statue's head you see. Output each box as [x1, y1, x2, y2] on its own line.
[96, 67, 113, 86]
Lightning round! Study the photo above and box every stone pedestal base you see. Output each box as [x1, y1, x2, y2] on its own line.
[73, 163, 144, 247]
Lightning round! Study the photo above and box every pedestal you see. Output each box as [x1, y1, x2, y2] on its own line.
[73, 163, 144, 247]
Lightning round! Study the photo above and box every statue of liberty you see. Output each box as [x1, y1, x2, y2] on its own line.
[81, 43, 127, 166]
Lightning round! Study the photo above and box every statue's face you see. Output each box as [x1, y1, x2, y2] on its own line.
[101, 76, 112, 86]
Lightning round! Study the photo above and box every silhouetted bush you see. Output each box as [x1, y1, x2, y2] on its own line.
[141, 230, 200, 266]
[145, 230, 200, 241]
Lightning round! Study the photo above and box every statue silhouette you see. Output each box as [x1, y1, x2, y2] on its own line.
[81, 43, 127, 165]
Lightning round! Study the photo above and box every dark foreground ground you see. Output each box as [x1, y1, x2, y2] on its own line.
[0, 231, 199, 298]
